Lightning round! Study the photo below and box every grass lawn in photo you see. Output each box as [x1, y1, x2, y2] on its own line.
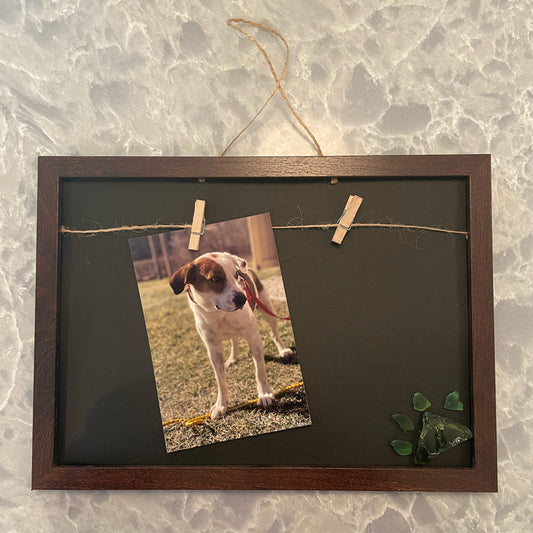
[138, 266, 311, 452]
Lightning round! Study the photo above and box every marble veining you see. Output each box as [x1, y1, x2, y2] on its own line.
[1, 0, 533, 530]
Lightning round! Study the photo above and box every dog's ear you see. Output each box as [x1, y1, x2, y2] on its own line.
[169, 263, 196, 294]
[232, 255, 249, 273]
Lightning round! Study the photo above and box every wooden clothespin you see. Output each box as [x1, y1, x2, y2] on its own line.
[331, 195, 363, 245]
[188, 199, 206, 251]
[330, 176, 339, 184]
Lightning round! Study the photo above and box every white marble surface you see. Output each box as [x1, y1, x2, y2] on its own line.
[1, 0, 532, 531]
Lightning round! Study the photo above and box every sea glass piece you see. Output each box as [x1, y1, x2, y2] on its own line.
[391, 439, 413, 456]
[444, 390, 464, 411]
[414, 411, 473, 465]
[392, 413, 415, 431]
[412, 392, 431, 411]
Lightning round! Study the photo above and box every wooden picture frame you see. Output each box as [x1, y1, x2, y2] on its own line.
[32, 155, 497, 491]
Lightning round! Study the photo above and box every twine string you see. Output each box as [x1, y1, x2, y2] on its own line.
[59, 223, 468, 237]
[60, 223, 191, 235]
[220, 18, 323, 157]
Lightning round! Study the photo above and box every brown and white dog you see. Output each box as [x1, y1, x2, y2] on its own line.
[169, 252, 294, 419]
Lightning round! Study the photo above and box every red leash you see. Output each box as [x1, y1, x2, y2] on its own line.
[241, 278, 291, 321]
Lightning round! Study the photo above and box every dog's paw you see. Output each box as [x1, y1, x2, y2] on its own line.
[210, 402, 228, 419]
[279, 348, 295, 360]
[257, 391, 274, 407]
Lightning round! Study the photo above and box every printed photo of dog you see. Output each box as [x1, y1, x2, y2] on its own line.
[129, 213, 311, 452]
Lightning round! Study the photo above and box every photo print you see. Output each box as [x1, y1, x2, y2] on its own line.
[129, 213, 311, 452]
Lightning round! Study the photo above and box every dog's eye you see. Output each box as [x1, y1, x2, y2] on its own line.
[210, 276, 222, 283]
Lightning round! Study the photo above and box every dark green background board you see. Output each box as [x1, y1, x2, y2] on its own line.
[57, 176, 471, 468]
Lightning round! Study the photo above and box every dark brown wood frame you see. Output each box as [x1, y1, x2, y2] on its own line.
[32, 155, 497, 491]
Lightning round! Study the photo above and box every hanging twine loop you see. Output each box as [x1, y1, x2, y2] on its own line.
[220, 18, 324, 157]
[57, 21, 468, 240]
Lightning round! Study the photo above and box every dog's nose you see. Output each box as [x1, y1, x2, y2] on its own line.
[233, 291, 247, 310]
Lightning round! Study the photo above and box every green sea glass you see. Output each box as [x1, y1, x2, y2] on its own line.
[444, 390, 464, 411]
[412, 392, 431, 411]
[391, 439, 413, 456]
[392, 413, 415, 431]
[414, 411, 473, 465]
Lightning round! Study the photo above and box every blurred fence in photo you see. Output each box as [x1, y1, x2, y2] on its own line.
[130, 214, 278, 282]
